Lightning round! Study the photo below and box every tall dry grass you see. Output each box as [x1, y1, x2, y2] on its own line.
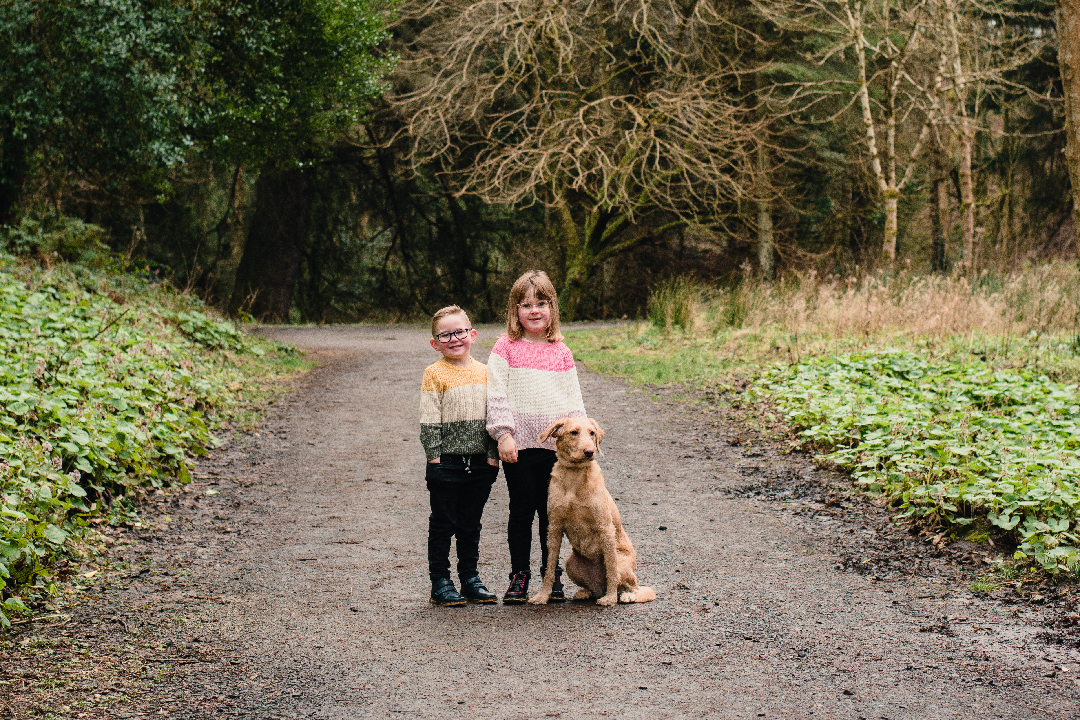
[649, 276, 703, 330]
[705, 263, 1080, 339]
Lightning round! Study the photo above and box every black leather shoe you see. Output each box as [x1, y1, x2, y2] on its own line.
[430, 577, 466, 606]
[544, 566, 566, 602]
[459, 575, 497, 603]
[550, 573, 566, 602]
[502, 571, 530, 604]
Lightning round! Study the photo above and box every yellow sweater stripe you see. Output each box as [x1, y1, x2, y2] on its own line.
[421, 357, 488, 392]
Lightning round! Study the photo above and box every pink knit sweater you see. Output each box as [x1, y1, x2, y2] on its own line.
[486, 335, 586, 451]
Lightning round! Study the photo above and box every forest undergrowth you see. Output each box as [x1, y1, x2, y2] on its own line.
[566, 267, 1080, 578]
[0, 222, 308, 628]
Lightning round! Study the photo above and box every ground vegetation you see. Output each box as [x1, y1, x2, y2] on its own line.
[0, 221, 307, 627]
[567, 268, 1080, 576]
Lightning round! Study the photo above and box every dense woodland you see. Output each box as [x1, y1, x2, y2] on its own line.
[2, 0, 1079, 323]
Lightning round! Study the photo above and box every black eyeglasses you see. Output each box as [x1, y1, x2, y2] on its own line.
[517, 301, 551, 311]
[435, 328, 472, 343]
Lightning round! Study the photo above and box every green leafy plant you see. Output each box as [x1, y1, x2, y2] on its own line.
[753, 350, 1080, 574]
[0, 250, 303, 627]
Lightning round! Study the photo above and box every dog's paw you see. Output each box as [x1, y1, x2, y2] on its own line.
[596, 594, 618, 607]
[620, 586, 656, 603]
[528, 593, 550, 605]
[572, 588, 592, 601]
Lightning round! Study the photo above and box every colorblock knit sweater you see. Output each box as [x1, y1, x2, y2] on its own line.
[420, 358, 499, 462]
[486, 335, 586, 451]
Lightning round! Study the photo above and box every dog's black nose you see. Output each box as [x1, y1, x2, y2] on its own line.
[583, 449, 594, 458]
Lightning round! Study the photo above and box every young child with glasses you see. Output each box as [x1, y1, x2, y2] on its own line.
[420, 305, 500, 606]
[486, 270, 586, 603]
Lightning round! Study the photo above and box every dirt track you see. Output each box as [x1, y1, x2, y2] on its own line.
[3, 324, 1079, 719]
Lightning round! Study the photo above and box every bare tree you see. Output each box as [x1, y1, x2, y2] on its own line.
[762, 0, 1047, 268]
[760, 0, 938, 263]
[918, 0, 1047, 272]
[384, 0, 764, 318]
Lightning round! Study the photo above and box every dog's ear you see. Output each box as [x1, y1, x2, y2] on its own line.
[539, 418, 568, 444]
[589, 418, 604, 447]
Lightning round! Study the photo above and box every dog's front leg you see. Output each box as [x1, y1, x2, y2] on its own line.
[596, 527, 620, 606]
[528, 522, 564, 604]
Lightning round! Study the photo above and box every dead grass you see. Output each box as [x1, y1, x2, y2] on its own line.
[702, 263, 1080, 340]
[572, 262, 1080, 393]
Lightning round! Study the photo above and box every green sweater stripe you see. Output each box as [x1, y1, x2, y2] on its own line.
[421, 419, 498, 461]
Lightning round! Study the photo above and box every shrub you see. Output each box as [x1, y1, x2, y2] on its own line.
[0, 245, 298, 627]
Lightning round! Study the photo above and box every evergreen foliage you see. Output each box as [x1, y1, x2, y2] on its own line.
[0, 0, 192, 222]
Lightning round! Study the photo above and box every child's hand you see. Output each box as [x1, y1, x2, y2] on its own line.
[429, 457, 440, 464]
[498, 434, 518, 463]
[487, 458, 498, 467]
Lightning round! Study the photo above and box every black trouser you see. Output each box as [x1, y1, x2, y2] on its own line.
[502, 447, 558, 575]
[426, 454, 498, 580]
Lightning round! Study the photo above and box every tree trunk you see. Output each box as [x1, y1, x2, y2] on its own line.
[753, 28, 774, 281]
[882, 191, 899, 261]
[932, 154, 951, 273]
[958, 117, 976, 273]
[228, 162, 314, 322]
[1058, 0, 1080, 245]
[553, 199, 587, 322]
[553, 197, 653, 321]
[756, 142, 774, 280]
[853, 14, 893, 263]
[0, 125, 27, 226]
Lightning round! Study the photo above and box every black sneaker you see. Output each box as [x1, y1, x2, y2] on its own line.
[502, 571, 530, 604]
[430, 577, 466, 606]
[459, 575, 497, 603]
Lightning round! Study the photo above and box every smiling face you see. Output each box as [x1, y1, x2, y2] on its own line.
[516, 289, 552, 342]
[429, 311, 476, 365]
[506, 270, 562, 343]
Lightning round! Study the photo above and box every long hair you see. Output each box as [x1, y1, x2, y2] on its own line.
[505, 270, 562, 342]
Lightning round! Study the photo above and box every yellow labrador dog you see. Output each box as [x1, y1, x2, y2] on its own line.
[529, 417, 655, 606]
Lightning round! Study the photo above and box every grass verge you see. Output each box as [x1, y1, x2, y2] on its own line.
[565, 268, 1080, 577]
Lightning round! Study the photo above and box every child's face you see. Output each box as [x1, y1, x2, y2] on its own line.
[516, 289, 552, 338]
[430, 312, 476, 363]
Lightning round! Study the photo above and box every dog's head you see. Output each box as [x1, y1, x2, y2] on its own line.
[540, 417, 604, 464]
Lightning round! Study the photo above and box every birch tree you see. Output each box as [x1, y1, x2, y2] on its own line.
[762, 0, 1048, 267]
[916, 0, 1048, 271]
[760, 0, 938, 263]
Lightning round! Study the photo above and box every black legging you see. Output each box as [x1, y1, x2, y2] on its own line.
[502, 447, 558, 574]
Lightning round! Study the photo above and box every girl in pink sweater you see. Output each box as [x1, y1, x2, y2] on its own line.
[487, 270, 586, 603]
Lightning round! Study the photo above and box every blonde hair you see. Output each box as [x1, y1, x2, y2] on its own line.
[506, 270, 562, 342]
[431, 305, 470, 336]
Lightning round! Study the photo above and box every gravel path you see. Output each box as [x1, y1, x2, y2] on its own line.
[3, 325, 1078, 719]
